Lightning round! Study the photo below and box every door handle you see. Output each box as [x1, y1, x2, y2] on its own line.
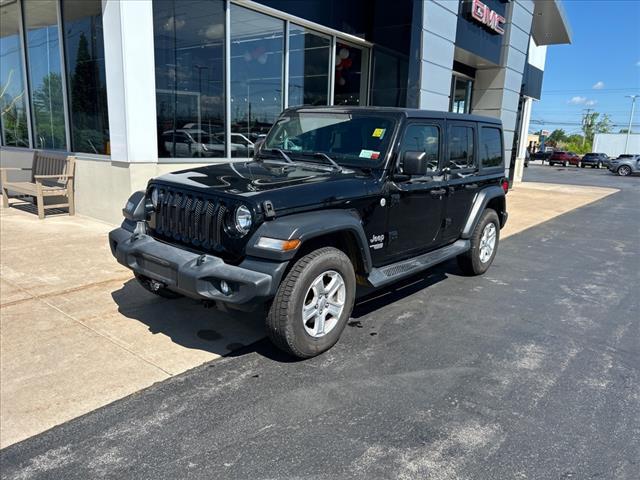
[464, 183, 479, 190]
[430, 188, 447, 196]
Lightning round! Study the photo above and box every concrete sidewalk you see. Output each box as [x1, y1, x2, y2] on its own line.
[0, 181, 618, 448]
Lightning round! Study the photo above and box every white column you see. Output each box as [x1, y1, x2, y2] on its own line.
[102, 0, 157, 163]
[514, 96, 533, 183]
[418, 0, 458, 111]
[471, 0, 533, 177]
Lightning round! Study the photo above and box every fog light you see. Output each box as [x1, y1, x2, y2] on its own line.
[220, 280, 231, 296]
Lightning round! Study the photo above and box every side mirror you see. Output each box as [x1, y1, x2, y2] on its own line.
[402, 151, 428, 176]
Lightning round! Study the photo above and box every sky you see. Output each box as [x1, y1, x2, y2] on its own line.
[530, 0, 640, 136]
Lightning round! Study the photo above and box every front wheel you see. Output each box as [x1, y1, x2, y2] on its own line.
[563, 161, 568, 167]
[266, 247, 356, 358]
[457, 209, 500, 276]
[618, 165, 632, 176]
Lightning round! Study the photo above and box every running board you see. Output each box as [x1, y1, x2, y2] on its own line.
[367, 239, 470, 288]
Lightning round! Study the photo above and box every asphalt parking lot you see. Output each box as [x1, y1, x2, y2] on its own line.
[1, 165, 638, 479]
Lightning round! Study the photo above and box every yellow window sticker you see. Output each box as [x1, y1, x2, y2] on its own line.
[372, 128, 386, 139]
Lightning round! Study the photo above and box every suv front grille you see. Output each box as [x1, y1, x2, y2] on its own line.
[152, 187, 229, 251]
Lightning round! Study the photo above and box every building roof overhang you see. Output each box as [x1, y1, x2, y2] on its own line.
[531, 0, 572, 45]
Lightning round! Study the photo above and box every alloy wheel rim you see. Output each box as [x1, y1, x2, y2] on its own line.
[479, 223, 497, 263]
[620, 166, 631, 176]
[302, 270, 346, 338]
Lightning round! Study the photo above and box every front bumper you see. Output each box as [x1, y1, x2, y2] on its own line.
[109, 227, 288, 306]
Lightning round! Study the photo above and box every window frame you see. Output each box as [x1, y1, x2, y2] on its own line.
[449, 74, 474, 115]
[478, 125, 504, 171]
[395, 120, 444, 178]
[22, 0, 71, 151]
[445, 121, 478, 174]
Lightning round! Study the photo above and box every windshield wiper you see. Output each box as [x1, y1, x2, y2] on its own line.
[256, 148, 294, 164]
[312, 152, 342, 171]
[272, 148, 294, 163]
[288, 152, 342, 172]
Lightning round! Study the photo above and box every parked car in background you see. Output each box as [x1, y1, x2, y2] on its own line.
[580, 153, 610, 169]
[532, 150, 552, 163]
[161, 129, 245, 157]
[548, 150, 581, 167]
[608, 154, 640, 176]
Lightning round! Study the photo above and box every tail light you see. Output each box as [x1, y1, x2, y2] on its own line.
[501, 179, 509, 193]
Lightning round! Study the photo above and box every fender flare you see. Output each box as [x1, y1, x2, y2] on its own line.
[460, 186, 507, 239]
[245, 209, 373, 272]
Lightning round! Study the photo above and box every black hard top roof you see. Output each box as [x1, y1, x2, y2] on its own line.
[284, 105, 502, 126]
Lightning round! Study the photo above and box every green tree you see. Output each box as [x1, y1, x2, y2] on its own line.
[582, 112, 612, 143]
[71, 33, 97, 123]
[566, 133, 584, 144]
[32, 72, 66, 149]
[547, 129, 567, 146]
[70, 32, 105, 153]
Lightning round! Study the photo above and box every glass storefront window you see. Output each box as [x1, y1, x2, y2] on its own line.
[230, 5, 284, 159]
[24, 0, 67, 150]
[334, 42, 367, 106]
[450, 76, 473, 114]
[370, 48, 408, 107]
[153, 0, 226, 158]
[288, 25, 330, 107]
[0, 1, 30, 148]
[62, 0, 109, 155]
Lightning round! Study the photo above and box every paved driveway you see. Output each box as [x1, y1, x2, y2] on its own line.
[1, 166, 637, 479]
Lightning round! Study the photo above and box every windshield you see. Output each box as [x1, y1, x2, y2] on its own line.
[264, 111, 398, 167]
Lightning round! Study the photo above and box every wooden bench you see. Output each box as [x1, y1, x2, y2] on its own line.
[1, 151, 76, 219]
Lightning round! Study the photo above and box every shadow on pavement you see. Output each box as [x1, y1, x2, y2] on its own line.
[5, 197, 69, 217]
[111, 279, 265, 357]
[109, 261, 458, 363]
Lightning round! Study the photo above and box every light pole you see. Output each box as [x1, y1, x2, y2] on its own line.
[624, 95, 638, 154]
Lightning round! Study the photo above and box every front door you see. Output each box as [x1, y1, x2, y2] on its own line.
[384, 121, 446, 263]
[441, 121, 478, 244]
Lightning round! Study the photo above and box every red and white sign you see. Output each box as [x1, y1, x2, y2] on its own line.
[468, 0, 506, 35]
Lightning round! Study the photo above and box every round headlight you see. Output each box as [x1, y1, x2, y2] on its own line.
[234, 205, 252, 235]
[150, 188, 159, 209]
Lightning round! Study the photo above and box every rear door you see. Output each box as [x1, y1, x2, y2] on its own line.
[440, 121, 478, 244]
[383, 120, 446, 263]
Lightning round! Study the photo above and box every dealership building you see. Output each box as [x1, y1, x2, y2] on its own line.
[0, 0, 570, 223]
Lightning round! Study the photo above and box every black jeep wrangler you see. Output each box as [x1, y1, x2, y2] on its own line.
[109, 107, 508, 358]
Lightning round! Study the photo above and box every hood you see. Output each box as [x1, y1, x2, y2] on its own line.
[152, 161, 377, 212]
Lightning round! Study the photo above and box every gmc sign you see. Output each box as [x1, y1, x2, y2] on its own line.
[466, 0, 506, 35]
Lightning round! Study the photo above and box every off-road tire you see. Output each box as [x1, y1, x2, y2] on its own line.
[266, 247, 356, 358]
[618, 165, 632, 176]
[135, 273, 183, 299]
[457, 209, 500, 276]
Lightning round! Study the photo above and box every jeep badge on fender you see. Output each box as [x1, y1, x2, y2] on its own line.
[109, 106, 508, 358]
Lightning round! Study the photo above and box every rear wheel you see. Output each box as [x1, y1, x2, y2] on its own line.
[596, 162, 601, 168]
[457, 209, 500, 276]
[266, 247, 356, 358]
[563, 161, 568, 167]
[618, 165, 632, 176]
